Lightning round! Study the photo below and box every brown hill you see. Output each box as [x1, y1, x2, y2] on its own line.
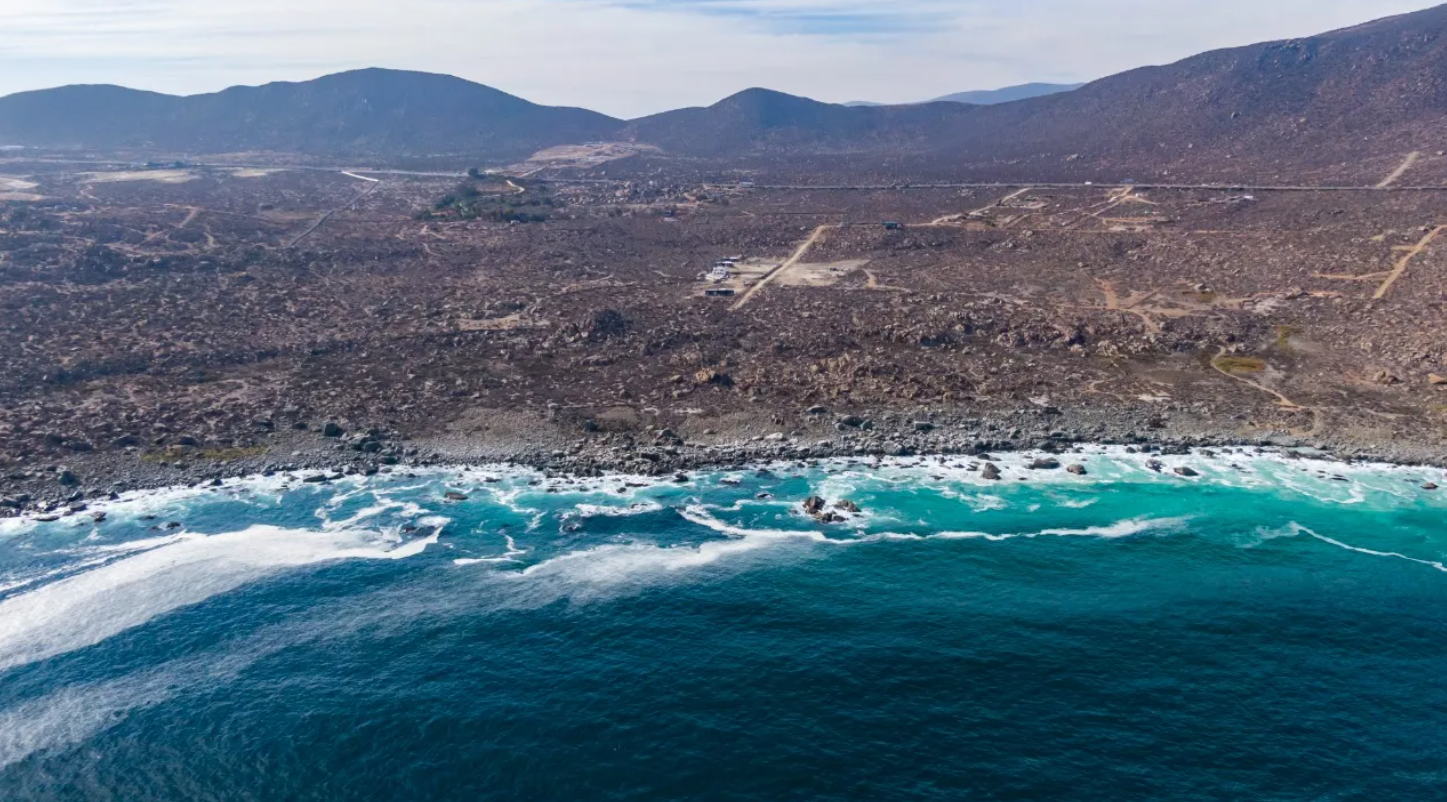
[614, 6, 1447, 182]
[622, 88, 975, 156]
[2, 5, 1446, 181]
[923, 4, 1447, 180]
[0, 69, 623, 161]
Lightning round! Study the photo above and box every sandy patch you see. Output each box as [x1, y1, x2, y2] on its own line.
[232, 168, 284, 178]
[774, 259, 870, 288]
[83, 170, 197, 184]
[456, 313, 547, 331]
[0, 176, 38, 191]
[511, 142, 661, 174]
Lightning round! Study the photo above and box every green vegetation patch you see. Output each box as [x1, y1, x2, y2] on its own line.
[1214, 355, 1268, 374]
[419, 175, 556, 223]
[141, 445, 267, 463]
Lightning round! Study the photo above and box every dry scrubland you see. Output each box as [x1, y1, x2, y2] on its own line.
[1, 156, 1446, 507]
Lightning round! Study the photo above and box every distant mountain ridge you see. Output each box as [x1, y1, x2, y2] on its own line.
[932, 83, 1085, 105]
[846, 82, 1084, 107]
[2, 4, 1447, 179]
[0, 69, 622, 160]
[621, 88, 973, 157]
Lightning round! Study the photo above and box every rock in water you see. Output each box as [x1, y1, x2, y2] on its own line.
[1029, 458, 1062, 470]
[1067, 464, 1088, 476]
[802, 496, 827, 515]
[981, 463, 1002, 481]
[1175, 466, 1200, 477]
[835, 500, 861, 513]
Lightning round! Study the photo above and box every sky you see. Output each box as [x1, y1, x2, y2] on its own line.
[0, 0, 1434, 118]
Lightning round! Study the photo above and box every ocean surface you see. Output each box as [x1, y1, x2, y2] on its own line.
[1, 447, 1445, 800]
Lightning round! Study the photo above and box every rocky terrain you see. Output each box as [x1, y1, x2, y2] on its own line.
[2, 158, 1446, 516]
[4, 5, 1447, 517]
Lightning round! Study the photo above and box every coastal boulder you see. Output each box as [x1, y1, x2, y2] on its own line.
[802, 496, 827, 516]
[1174, 466, 1200, 478]
[981, 463, 1002, 481]
[1067, 464, 1088, 476]
[1029, 458, 1061, 470]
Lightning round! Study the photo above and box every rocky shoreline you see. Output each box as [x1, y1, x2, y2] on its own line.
[4, 404, 1445, 521]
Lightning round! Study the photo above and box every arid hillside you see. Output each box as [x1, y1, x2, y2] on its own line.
[3, 6, 1447, 183]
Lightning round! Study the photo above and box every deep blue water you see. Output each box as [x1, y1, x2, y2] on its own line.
[1, 447, 1446, 800]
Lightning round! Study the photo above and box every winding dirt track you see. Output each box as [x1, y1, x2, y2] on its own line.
[1373, 225, 1444, 300]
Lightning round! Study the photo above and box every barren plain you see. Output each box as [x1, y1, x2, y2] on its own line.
[3, 156, 1447, 512]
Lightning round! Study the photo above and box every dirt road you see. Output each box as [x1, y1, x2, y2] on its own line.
[1376, 152, 1420, 189]
[731, 224, 834, 310]
[1373, 224, 1444, 300]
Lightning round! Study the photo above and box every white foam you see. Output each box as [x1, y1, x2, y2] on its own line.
[0, 612, 309, 770]
[458, 506, 827, 604]
[569, 501, 666, 519]
[676, 505, 829, 541]
[1307, 529, 1447, 574]
[0, 525, 436, 673]
[0, 664, 186, 770]
[453, 535, 528, 566]
[1037, 516, 1189, 539]
[510, 537, 782, 602]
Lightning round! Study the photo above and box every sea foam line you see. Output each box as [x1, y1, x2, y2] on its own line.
[1307, 529, 1447, 574]
[0, 525, 437, 674]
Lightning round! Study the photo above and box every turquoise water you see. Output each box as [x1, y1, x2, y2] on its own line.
[1, 447, 1445, 800]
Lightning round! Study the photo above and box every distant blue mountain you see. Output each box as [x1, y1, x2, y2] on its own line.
[845, 82, 1084, 107]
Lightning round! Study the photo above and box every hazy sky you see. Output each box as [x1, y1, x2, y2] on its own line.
[0, 0, 1432, 117]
